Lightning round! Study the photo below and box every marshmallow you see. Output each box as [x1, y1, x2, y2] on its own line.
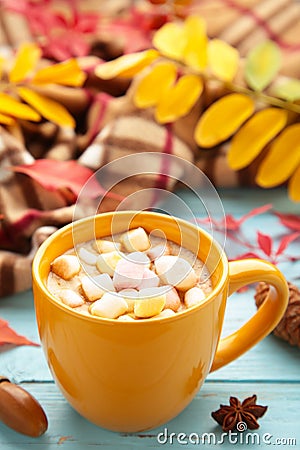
[164, 286, 181, 312]
[74, 303, 90, 316]
[118, 289, 139, 312]
[134, 287, 166, 318]
[78, 247, 98, 265]
[81, 273, 115, 301]
[184, 286, 206, 308]
[118, 314, 136, 322]
[127, 252, 151, 268]
[120, 227, 151, 252]
[89, 293, 128, 319]
[147, 243, 170, 261]
[96, 251, 123, 276]
[154, 256, 197, 291]
[57, 289, 85, 308]
[138, 268, 160, 290]
[153, 308, 176, 319]
[51, 255, 81, 280]
[113, 257, 145, 290]
[93, 239, 121, 253]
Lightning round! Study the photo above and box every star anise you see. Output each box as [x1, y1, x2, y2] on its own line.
[211, 395, 268, 431]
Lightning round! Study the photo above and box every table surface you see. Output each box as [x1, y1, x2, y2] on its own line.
[0, 187, 299, 449]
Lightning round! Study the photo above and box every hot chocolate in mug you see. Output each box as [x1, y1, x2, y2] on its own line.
[32, 211, 288, 432]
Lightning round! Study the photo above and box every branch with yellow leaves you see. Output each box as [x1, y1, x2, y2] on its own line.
[0, 43, 86, 128]
[95, 15, 300, 202]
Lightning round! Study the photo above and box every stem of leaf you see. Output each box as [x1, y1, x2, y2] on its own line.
[225, 82, 300, 114]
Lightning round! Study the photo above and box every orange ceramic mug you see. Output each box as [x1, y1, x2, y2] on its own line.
[32, 211, 288, 432]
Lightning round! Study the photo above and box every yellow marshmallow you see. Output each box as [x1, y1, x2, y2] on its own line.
[134, 288, 166, 318]
[120, 227, 150, 252]
[93, 239, 121, 253]
[96, 251, 123, 276]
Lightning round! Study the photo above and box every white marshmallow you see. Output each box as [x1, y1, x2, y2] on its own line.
[57, 289, 85, 308]
[120, 227, 150, 252]
[81, 273, 115, 301]
[153, 308, 176, 319]
[74, 303, 90, 316]
[154, 255, 197, 291]
[51, 255, 81, 280]
[127, 252, 151, 268]
[117, 314, 135, 322]
[78, 247, 98, 265]
[147, 243, 170, 261]
[184, 286, 206, 308]
[89, 293, 128, 319]
[96, 251, 123, 276]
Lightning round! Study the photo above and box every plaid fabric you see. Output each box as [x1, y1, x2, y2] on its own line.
[0, 0, 299, 296]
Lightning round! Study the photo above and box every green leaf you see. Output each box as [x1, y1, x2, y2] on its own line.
[274, 78, 300, 102]
[245, 40, 281, 91]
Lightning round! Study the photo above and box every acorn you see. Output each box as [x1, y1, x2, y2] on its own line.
[0, 376, 48, 437]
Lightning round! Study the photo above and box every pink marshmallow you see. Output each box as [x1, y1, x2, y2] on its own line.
[113, 258, 145, 291]
[165, 286, 181, 312]
[138, 268, 160, 290]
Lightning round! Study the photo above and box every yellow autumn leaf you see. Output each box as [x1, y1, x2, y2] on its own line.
[0, 92, 41, 122]
[153, 22, 186, 61]
[183, 15, 207, 71]
[17, 87, 75, 128]
[95, 50, 159, 80]
[208, 39, 239, 82]
[134, 62, 177, 108]
[256, 124, 300, 187]
[0, 56, 4, 80]
[194, 93, 255, 147]
[9, 43, 41, 84]
[228, 108, 288, 170]
[32, 59, 86, 86]
[245, 40, 281, 91]
[274, 78, 300, 102]
[0, 112, 15, 125]
[288, 165, 300, 202]
[155, 74, 203, 123]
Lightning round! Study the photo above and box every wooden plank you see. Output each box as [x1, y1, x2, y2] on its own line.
[0, 382, 298, 449]
[0, 290, 52, 382]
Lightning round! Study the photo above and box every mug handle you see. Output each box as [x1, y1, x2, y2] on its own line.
[210, 259, 289, 372]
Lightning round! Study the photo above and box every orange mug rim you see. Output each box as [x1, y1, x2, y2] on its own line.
[32, 210, 229, 325]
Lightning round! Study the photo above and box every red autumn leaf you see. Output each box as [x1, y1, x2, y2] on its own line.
[275, 232, 300, 256]
[225, 215, 240, 231]
[231, 252, 261, 260]
[5, 0, 99, 60]
[237, 286, 250, 293]
[239, 203, 273, 223]
[104, 7, 168, 54]
[0, 318, 39, 347]
[10, 159, 116, 200]
[257, 231, 273, 257]
[274, 212, 300, 232]
[198, 204, 272, 232]
[226, 203, 273, 231]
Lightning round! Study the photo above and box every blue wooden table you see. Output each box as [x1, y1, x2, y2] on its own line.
[0, 188, 299, 449]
